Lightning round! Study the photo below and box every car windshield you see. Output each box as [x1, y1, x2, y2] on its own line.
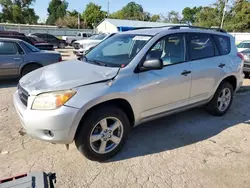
[23, 41, 40, 52]
[237, 42, 250, 48]
[85, 34, 152, 67]
[89, 33, 107, 40]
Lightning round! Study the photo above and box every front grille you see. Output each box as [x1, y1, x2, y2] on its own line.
[18, 84, 29, 107]
[73, 42, 80, 49]
[244, 63, 250, 68]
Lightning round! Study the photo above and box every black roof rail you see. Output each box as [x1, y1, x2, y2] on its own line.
[168, 25, 227, 33]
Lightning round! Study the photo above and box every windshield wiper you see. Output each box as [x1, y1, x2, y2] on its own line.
[88, 59, 108, 67]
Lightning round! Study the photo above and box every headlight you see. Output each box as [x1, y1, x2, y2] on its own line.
[244, 54, 250, 60]
[32, 90, 76, 110]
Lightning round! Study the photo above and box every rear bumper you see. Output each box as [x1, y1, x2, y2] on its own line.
[13, 91, 82, 144]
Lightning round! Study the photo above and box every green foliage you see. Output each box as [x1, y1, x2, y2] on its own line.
[161, 11, 181, 23]
[0, 0, 39, 24]
[110, 2, 144, 20]
[46, 0, 68, 25]
[150, 14, 160, 22]
[182, 6, 202, 24]
[82, 2, 106, 28]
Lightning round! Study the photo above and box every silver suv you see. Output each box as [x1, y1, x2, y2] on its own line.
[13, 26, 244, 161]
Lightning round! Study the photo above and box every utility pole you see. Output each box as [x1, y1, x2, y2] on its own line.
[107, 1, 110, 18]
[220, 0, 228, 29]
[78, 13, 80, 29]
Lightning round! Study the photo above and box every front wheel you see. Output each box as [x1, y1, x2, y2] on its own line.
[206, 82, 233, 116]
[58, 42, 65, 49]
[244, 72, 249, 78]
[75, 105, 130, 161]
[21, 64, 41, 77]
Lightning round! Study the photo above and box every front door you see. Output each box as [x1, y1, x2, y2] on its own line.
[0, 41, 23, 78]
[138, 33, 192, 119]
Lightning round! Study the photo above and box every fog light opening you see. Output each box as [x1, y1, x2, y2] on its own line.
[43, 130, 54, 138]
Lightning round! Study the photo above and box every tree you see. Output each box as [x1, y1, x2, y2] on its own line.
[225, 0, 250, 32]
[46, 0, 68, 25]
[82, 3, 106, 28]
[110, 2, 145, 20]
[150, 14, 160, 22]
[56, 10, 81, 28]
[161, 11, 181, 23]
[182, 6, 202, 24]
[0, 0, 39, 24]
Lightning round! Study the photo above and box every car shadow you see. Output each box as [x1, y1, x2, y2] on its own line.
[110, 90, 250, 162]
[0, 79, 18, 88]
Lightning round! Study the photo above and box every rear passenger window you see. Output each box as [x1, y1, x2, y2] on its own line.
[189, 34, 215, 60]
[0, 42, 17, 55]
[214, 35, 231, 55]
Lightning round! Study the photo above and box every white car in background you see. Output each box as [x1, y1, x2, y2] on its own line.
[73, 33, 116, 58]
[237, 40, 250, 52]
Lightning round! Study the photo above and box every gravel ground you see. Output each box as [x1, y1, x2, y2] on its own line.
[0, 71, 250, 187]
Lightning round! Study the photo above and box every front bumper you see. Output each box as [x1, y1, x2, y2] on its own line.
[13, 91, 82, 144]
[73, 49, 88, 57]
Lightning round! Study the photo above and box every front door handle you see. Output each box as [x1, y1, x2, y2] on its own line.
[14, 58, 21, 61]
[218, 63, 226, 68]
[181, 70, 192, 76]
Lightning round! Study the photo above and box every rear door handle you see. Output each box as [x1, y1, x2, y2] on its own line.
[218, 63, 226, 68]
[181, 70, 192, 76]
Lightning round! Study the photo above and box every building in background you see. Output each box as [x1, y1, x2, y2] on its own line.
[96, 18, 181, 33]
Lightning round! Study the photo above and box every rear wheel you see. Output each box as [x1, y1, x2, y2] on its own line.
[75, 105, 130, 161]
[21, 64, 41, 77]
[206, 82, 233, 116]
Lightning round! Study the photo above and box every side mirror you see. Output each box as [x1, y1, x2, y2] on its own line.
[142, 58, 164, 71]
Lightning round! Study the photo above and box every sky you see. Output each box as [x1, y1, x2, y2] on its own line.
[33, 0, 216, 22]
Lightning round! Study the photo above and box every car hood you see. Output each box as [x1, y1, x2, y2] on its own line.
[19, 60, 120, 96]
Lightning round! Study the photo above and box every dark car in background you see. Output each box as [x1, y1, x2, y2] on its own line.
[27, 35, 54, 51]
[31, 33, 67, 49]
[0, 31, 54, 51]
[0, 38, 62, 79]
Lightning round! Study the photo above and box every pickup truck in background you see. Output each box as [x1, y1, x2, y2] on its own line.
[62, 32, 93, 45]
[73, 33, 115, 59]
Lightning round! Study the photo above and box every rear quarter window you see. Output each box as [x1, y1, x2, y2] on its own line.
[214, 35, 231, 55]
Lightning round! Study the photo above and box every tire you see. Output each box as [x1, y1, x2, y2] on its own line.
[75, 105, 130, 161]
[244, 72, 249, 78]
[21, 64, 41, 77]
[71, 40, 76, 46]
[58, 42, 65, 49]
[206, 82, 234, 116]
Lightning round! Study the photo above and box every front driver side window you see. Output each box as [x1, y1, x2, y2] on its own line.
[147, 34, 185, 66]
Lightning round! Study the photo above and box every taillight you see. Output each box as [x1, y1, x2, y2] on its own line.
[58, 56, 62, 62]
[237, 52, 244, 60]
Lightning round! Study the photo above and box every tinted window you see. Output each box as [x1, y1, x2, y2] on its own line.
[147, 34, 185, 66]
[82, 33, 87, 37]
[214, 35, 231, 55]
[189, 34, 215, 60]
[0, 42, 17, 55]
[23, 41, 40, 52]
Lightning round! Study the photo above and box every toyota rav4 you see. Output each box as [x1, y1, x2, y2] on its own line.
[13, 26, 244, 161]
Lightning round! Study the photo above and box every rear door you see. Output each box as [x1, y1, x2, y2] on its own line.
[187, 33, 228, 104]
[0, 41, 24, 77]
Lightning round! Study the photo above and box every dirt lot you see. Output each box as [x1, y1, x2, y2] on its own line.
[1, 72, 250, 187]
